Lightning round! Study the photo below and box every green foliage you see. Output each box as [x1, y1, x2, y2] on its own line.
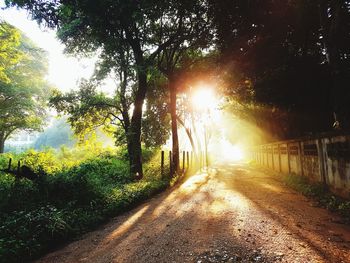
[208, 0, 350, 136]
[0, 148, 172, 262]
[50, 83, 118, 137]
[142, 74, 171, 147]
[0, 21, 23, 83]
[283, 173, 350, 221]
[0, 21, 50, 152]
[23, 149, 59, 174]
[0, 205, 69, 260]
[7, 0, 213, 176]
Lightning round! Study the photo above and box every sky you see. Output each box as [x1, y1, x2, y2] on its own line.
[0, 1, 96, 92]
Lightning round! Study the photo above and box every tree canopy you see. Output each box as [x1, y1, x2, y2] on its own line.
[5, 0, 350, 154]
[209, 0, 350, 139]
[0, 21, 23, 83]
[0, 22, 50, 153]
[7, 0, 212, 177]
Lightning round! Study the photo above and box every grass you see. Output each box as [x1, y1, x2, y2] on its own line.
[0, 147, 174, 263]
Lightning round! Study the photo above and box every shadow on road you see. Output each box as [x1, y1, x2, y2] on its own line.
[38, 169, 275, 263]
[218, 164, 350, 263]
[37, 164, 350, 263]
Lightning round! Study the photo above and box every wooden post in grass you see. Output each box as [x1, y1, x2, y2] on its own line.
[182, 151, 185, 173]
[161, 151, 164, 176]
[8, 158, 12, 170]
[187, 151, 189, 170]
[16, 160, 20, 180]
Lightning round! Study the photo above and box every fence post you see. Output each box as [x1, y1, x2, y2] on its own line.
[271, 145, 274, 170]
[187, 151, 189, 170]
[161, 151, 164, 176]
[316, 138, 327, 185]
[298, 141, 304, 177]
[287, 143, 291, 174]
[278, 144, 282, 172]
[262, 146, 266, 166]
[8, 158, 12, 170]
[259, 146, 262, 165]
[169, 151, 173, 176]
[182, 151, 185, 173]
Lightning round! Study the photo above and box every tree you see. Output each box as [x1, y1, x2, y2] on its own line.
[157, 50, 211, 173]
[319, 0, 350, 128]
[0, 21, 23, 83]
[0, 22, 49, 153]
[50, 64, 170, 158]
[8, 0, 212, 178]
[157, 54, 211, 173]
[209, 0, 350, 139]
[142, 71, 171, 148]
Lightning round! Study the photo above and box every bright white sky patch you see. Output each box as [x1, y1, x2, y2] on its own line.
[0, 0, 96, 92]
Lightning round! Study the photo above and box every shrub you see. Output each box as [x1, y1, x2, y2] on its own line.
[0, 148, 173, 262]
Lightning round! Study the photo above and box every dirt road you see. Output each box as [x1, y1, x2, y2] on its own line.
[37, 164, 350, 263]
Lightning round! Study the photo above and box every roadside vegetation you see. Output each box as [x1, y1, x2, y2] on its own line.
[0, 146, 171, 262]
[282, 174, 350, 223]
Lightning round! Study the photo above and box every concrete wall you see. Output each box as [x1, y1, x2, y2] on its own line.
[252, 134, 350, 198]
[273, 144, 280, 172]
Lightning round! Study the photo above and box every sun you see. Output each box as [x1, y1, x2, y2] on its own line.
[191, 88, 217, 111]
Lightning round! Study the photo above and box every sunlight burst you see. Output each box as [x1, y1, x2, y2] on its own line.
[191, 88, 217, 111]
[219, 140, 245, 162]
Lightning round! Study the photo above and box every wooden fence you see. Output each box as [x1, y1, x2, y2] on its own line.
[160, 150, 207, 177]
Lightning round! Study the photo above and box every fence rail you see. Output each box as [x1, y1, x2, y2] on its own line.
[250, 133, 350, 198]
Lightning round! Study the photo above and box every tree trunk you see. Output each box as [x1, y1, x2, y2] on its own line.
[169, 81, 180, 175]
[128, 71, 147, 180]
[176, 116, 197, 157]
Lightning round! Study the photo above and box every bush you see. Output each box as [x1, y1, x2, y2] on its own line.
[0, 148, 172, 262]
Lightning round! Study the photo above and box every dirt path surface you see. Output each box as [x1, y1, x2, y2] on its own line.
[37, 164, 350, 263]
